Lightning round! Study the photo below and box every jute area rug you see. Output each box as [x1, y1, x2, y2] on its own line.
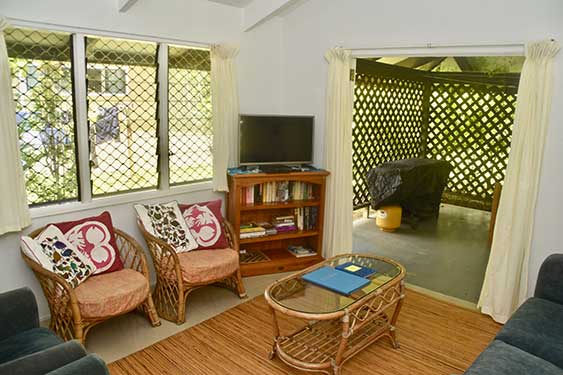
[109, 290, 500, 375]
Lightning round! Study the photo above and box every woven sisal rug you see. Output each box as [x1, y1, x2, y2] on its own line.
[109, 290, 499, 375]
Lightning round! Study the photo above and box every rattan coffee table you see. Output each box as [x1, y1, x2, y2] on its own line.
[264, 254, 406, 375]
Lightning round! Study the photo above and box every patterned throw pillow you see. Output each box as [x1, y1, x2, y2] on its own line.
[53, 211, 124, 275]
[22, 226, 95, 288]
[135, 201, 198, 253]
[178, 200, 229, 250]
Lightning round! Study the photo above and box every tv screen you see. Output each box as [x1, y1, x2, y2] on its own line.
[239, 115, 314, 166]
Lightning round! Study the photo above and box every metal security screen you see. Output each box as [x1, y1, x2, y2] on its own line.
[6, 27, 79, 206]
[353, 61, 428, 208]
[168, 46, 212, 185]
[86, 36, 158, 196]
[354, 60, 517, 211]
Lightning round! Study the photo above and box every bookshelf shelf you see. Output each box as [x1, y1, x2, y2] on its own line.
[240, 200, 321, 211]
[227, 170, 329, 277]
[240, 230, 319, 244]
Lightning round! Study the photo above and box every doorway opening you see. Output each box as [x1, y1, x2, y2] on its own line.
[352, 55, 523, 303]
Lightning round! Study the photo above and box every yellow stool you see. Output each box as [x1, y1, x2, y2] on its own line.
[375, 206, 402, 232]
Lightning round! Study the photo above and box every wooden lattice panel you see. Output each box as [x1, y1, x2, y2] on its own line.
[426, 81, 516, 210]
[353, 69, 426, 208]
[240, 250, 270, 265]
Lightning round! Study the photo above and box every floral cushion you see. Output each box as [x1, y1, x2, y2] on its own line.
[53, 211, 124, 275]
[135, 201, 198, 253]
[178, 199, 228, 250]
[21, 226, 96, 288]
[74, 268, 149, 318]
[176, 249, 239, 284]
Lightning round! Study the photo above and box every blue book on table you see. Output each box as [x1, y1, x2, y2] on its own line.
[335, 262, 376, 278]
[302, 266, 370, 295]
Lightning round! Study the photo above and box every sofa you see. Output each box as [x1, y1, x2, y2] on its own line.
[464, 254, 563, 375]
[0, 287, 109, 375]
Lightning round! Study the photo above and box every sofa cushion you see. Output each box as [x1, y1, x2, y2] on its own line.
[464, 340, 563, 375]
[74, 269, 149, 318]
[496, 297, 563, 368]
[177, 249, 239, 284]
[0, 327, 62, 364]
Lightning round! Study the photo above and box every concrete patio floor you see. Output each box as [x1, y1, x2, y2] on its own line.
[353, 204, 491, 303]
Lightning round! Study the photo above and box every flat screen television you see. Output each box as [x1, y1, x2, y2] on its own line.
[239, 115, 314, 166]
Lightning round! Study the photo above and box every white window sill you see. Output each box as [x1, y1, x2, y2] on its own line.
[30, 181, 214, 220]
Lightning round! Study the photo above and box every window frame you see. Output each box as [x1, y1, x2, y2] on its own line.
[4, 22, 214, 218]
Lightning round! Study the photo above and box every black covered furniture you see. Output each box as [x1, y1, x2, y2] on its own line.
[366, 158, 452, 219]
[464, 254, 563, 375]
[0, 287, 109, 375]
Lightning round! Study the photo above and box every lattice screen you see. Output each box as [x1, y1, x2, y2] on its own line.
[6, 27, 78, 206]
[353, 68, 426, 208]
[427, 81, 516, 210]
[168, 46, 212, 185]
[86, 36, 158, 196]
[353, 60, 517, 211]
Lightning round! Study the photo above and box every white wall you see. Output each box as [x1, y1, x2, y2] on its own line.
[275, 0, 563, 295]
[0, 0, 243, 319]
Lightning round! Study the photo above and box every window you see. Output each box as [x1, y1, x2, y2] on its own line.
[87, 67, 127, 94]
[6, 26, 214, 207]
[86, 36, 159, 196]
[168, 46, 212, 185]
[5, 27, 79, 206]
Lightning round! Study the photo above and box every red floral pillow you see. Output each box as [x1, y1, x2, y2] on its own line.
[52, 211, 124, 275]
[178, 200, 229, 250]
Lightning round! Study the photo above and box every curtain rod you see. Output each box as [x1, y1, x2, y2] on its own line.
[340, 41, 531, 57]
[6, 17, 211, 49]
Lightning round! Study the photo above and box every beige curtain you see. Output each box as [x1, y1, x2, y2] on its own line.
[478, 40, 560, 323]
[323, 48, 355, 258]
[0, 16, 31, 236]
[210, 44, 239, 192]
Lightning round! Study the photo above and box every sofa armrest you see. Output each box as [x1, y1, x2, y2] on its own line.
[46, 354, 109, 375]
[0, 340, 86, 375]
[534, 254, 563, 305]
[0, 287, 39, 341]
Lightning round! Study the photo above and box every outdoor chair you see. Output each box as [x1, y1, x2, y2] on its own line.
[137, 218, 246, 324]
[21, 226, 161, 344]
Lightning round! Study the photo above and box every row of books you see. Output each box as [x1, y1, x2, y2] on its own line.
[241, 181, 315, 205]
[239, 215, 299, 239]
[294, 207, 319, 231]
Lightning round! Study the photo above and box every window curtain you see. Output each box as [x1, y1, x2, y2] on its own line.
[323, 48, 355, 257]
[210, 44, 239, 192]
[0, 16, 31, 236]
[478, 40, 560, 323]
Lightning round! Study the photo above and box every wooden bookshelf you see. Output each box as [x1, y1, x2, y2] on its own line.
[227, 170, 329, 276]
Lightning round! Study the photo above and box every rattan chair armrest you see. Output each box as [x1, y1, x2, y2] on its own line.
[136, 219, 183, 284]
[114, 228, 150, 277]
[222, 219, 239, 253]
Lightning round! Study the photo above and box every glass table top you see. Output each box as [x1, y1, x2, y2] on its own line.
[266, 254, 404, 315]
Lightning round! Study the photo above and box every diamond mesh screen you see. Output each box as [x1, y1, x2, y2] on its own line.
[6, 27, 78, 206]
[168, 46, 212, 185]
[427, 81, 516, 210]
[353, 65, 426, 208]
[86, 36, 158, 196]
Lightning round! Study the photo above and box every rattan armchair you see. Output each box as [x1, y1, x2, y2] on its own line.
[21, 226, 161, 344]
[138, 218, 246, 324]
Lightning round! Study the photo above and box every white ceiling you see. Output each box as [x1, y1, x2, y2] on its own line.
[206, 0, 253, 7]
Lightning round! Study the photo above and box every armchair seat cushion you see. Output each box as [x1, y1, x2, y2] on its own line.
[0, 327, 62, 364]
[75, 269, 149, 318]
[177, 249, 239, 284]
[496, 297, 563, 368]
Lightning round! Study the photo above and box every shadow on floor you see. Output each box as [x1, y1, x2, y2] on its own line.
[353, 204, 491, 303]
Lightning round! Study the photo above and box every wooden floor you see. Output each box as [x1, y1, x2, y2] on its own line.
[109, 290, 500, 375]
